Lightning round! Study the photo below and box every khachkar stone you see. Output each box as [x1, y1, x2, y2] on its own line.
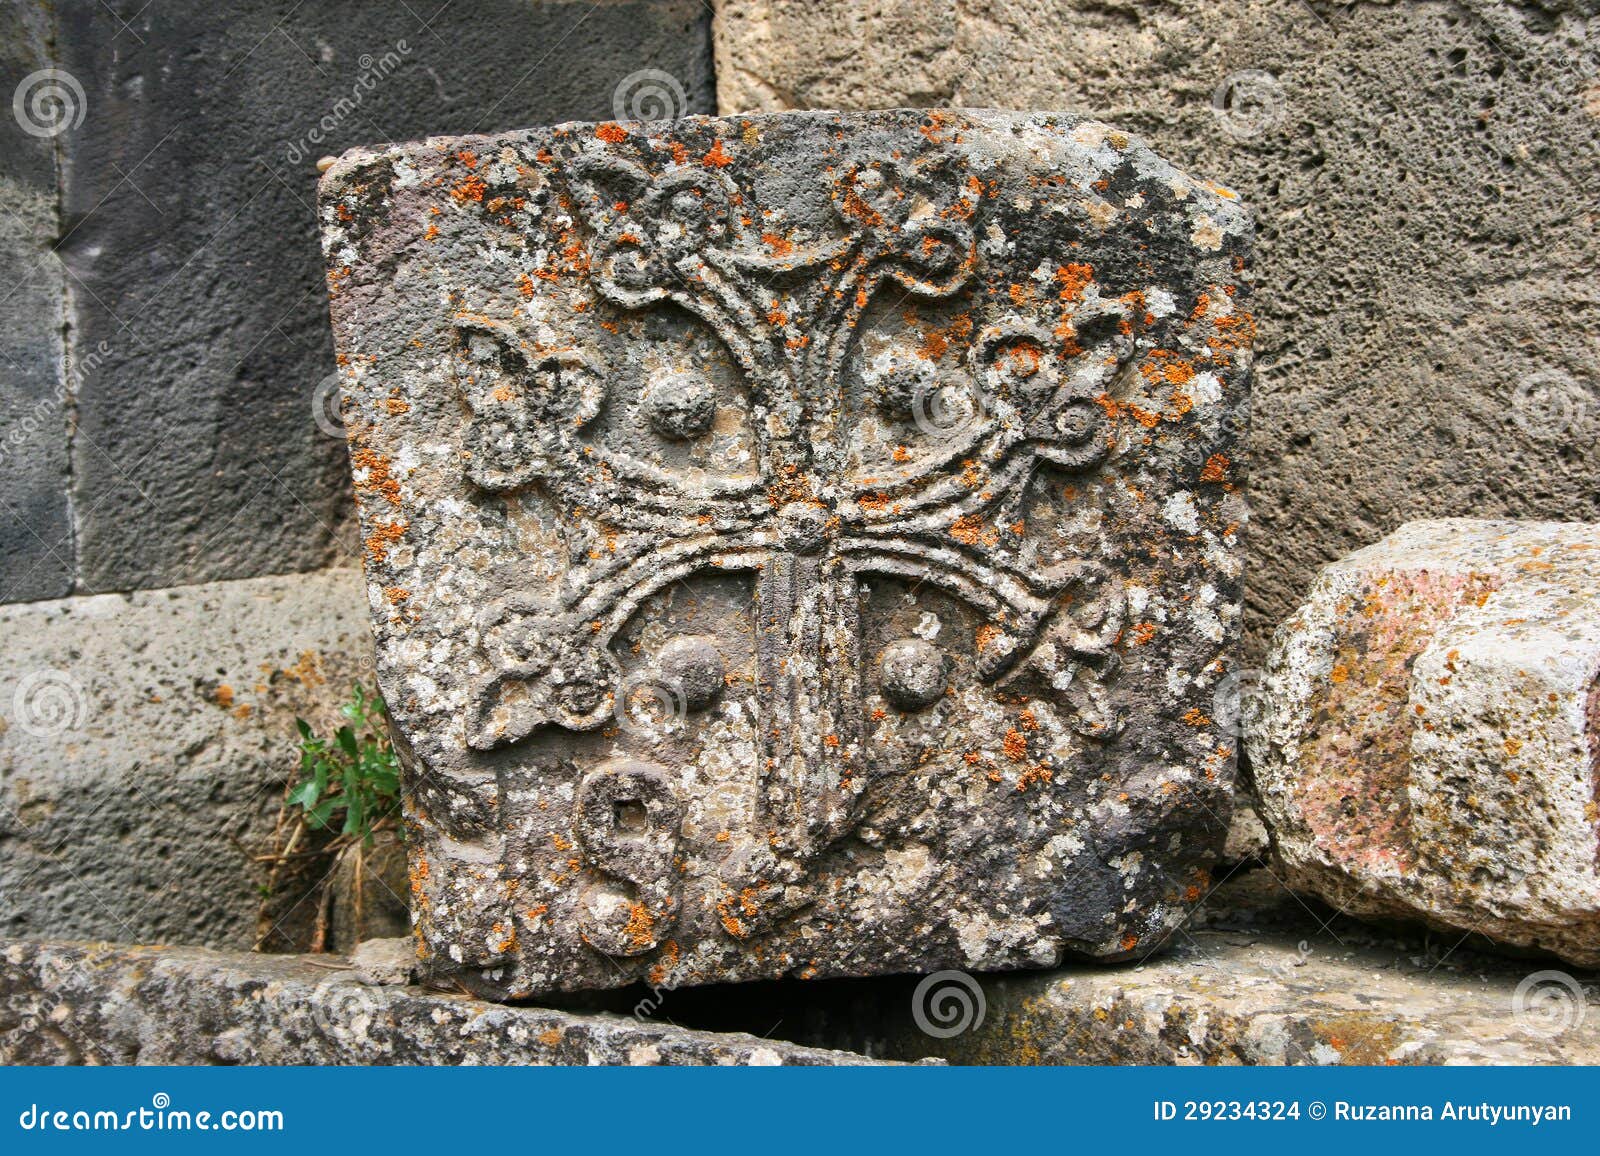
[318, 110, 1253, 997]
[1250, 520, 1600, 966]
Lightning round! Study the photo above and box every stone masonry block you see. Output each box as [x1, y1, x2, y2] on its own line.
[1250, 519, 1600, 966]
[20, 0, 714, 598]
[0, 567, 371, 949]
[320, 109, 1252, 996]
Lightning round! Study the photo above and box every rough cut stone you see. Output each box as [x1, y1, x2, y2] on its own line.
[1250, 519, 1600, 966]
[0, 567, 372, 950]
[0, 0, 71, 602]
[877, 914, 1600, 1065]
[319, 109, 1252, 996]
[0, 941, 885, 1066]
[712, 2, 1600, 662]
[24, 0, 715, 601]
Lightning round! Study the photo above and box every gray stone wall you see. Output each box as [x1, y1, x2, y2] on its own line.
[1, 0, 716, 603]
[713, 0, 1600, 656]
[0, 0, 718, 949]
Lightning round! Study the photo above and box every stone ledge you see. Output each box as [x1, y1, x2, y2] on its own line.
[884, 919, 1600, 1065]
[0, 941, 886, 1066]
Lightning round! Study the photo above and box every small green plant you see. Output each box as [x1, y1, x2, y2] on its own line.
[288, 683, 401, 847]
[252, 684, 408, 952]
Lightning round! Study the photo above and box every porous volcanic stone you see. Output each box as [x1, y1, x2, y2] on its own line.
[0, 1, 71, 602]
[712, 2, 1600, 661]
[882, 921, 1600, 1065]
[0, 567, 372, 950]
[319, 109, 1252, 997]
[39, 0, 715, 599]
[0, 940, 884, 1066]
[1250, 519, 1600, 966]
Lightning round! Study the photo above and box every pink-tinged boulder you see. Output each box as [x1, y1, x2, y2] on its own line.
[1249, 519, 1600, 966]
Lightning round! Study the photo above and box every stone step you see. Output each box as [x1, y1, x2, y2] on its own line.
[0, 940, 888, 1066]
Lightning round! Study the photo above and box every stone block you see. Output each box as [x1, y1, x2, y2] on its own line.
[0, 0, 71, 601]
[1250, 519, 1600, 966]
[0, 940, 887, 1065]
[713, 1, 1600, 659]
[881, 915, 1600, 1065]
[36, 0, 714, 596]
[0, 567, 372, 949]
[320, 109, 1252, 996]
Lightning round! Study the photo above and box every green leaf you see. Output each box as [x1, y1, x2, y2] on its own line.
[287, 780, 320, 810]
[336, 726, 358, 758]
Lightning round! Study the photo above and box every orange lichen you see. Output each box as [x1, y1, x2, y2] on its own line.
[594, 123, 627, 143]
[950, 512, 985, 545]
[701, 139, 733, 167]
[1002, 728, 1028, 762]
[449, 175, 487, 203]
[1199, 453, 1229, 483]
[350, 446, 403, 506]
[1016, 764, 1053, 792]
[623, 903, 656, 952]
[365, 520, 407, 564]
[1055, 262, 1094, 303]
[1128, 622, 1159, 646]
[914, 312, 974, 362]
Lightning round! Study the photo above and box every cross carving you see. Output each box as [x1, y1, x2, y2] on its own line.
[451, 147, 1139, 932]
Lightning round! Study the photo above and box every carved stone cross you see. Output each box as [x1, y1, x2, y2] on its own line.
[321, 110, 1252, 996]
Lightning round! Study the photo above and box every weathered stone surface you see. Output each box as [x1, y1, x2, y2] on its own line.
[349, 935, 418, 986]
[0, 567, 372, 949]
[0, 0, 71, 602]
[1249, 520, 1600, 966]
[881, 908, 1600, 1065]
[320, 109, 1252, 996]
[12, 0, 715, 601]
[0, 940, 887, 1065]
[713, 1, 1600, 660]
